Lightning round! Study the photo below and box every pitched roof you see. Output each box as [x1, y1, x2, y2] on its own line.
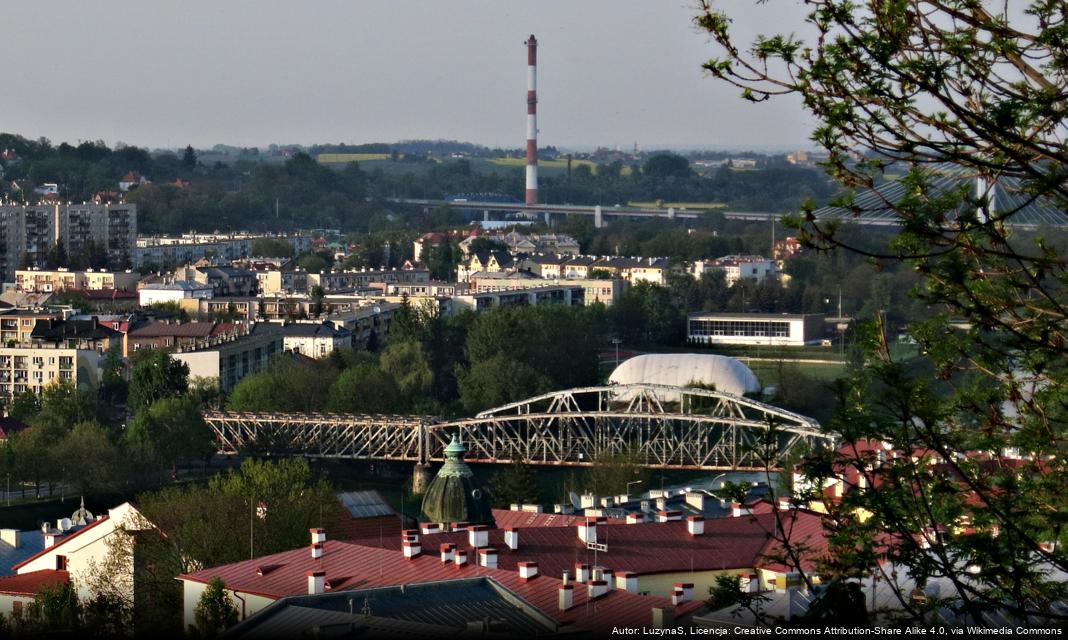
[11, 516, 110, 572]
[357, 515, 808, 577]
[489, 509, 625, 530]
[0, 569, 69, 596]
[180, 540, 703, 635]
[128, 321, 217, 339]
[30, 319, 119, 341]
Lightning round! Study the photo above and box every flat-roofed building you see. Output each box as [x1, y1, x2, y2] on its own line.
[171, 325, 281, 392]
[687, 312, 825, 346]
[138, 281, 214, 306]
[15, 269, 139, 294]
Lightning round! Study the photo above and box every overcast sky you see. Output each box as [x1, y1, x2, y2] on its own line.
[4, 1, 816, 151]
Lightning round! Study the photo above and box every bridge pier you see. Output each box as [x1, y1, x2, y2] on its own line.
[544, 211, 551, 226]
[411, 462, 433, 495]
[667, 207, 675, 220]
[594, 205, 603, 228]
[483, 210, 490, 223]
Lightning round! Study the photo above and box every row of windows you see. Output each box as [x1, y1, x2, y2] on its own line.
[688, 319, 791, 338]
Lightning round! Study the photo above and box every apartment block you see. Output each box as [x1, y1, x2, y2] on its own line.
[172, 326, 282, 392]
[0, 204, 137, 281]
[15, 268, 139, 293]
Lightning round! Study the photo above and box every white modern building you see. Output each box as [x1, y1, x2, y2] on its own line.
[687, 312, 825, 346]
[693, 256, 777, 287]
[138, 281, 214, 306]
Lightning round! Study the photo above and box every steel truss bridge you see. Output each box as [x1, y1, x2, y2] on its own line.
[204, 384, 835, 471]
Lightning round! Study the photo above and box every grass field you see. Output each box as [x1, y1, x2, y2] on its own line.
[487, 157, 599, 170]
[317, 153, 392, 164]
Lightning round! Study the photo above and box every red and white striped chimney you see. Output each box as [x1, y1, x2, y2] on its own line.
[524, 34, 538, 206]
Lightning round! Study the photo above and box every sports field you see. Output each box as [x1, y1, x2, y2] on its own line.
[317, 153, 392, 163]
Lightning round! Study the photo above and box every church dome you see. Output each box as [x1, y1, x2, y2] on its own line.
[420, 436, 494, 526]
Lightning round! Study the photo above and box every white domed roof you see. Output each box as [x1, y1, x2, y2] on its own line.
[608, 353, 760, 396]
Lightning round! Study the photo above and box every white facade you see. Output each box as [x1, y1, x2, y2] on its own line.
[6, 503, 150, 610]
[139, 283, 214, 306]
[687, 313, 825, 347]
[693, 257, 777, 287]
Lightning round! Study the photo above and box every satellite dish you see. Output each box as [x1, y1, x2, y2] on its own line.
[569, 491, 582, 510]
[58, 518, 73, 532]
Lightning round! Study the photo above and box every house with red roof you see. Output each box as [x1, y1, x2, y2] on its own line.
[179, 529, 707, 636]
[0, 502, 155, 618]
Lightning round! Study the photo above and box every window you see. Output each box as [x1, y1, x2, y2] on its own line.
[56, 555, 67, 570]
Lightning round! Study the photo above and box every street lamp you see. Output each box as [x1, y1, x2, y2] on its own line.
[626, 480, 643, 496]
[611, 338, 623, 368]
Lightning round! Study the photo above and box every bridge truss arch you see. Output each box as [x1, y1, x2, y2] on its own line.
[204, 384, 835, 471]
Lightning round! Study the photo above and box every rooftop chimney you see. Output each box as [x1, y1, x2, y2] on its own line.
[652, 607, 675, 629]
[616, 571, 638, 593]
[0, 529, 20, 548]
[454, 548, 469, 568]
[468, 524, 489, 549]
[43, 532, 62, 549]
[311, 542, 323, 559]
[686, 515, 705, 536]
[440, 543, 455, 563]
[420, 523, 442, 535]
[307, 570, 325, 595]
[558, 584, 574, 610]
[626, 513, 644, 525]
[575, 563, 590, 583]
[673, 582, 694, 604]
[478, 548, 498, 569]
[588, 580, 609, 600]
[685, 492, 706, 511]
[310, 528, 326, 545]
[504, 528, 519, 551]
[778, 496, 792, 511]
[402, 538, 421, 559]
[518, 561, 539, 582]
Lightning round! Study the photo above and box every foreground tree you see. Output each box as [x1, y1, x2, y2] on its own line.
[696, 0, 1067, 625]
[193, 577, 239, 638]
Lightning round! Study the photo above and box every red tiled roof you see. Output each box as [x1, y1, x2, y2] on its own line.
[357, 515, 803, 577]
[79, 289, 137, 300]
[180, 541, 701, 634]
[489, 509, 625, 529]
[0, 570, 69, 596]
[12, 516, 109, 572]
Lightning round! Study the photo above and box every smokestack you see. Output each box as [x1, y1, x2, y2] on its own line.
[525, 34, 538, 206]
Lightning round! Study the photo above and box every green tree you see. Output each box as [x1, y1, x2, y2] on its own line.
[327, 364, 399, 413]
[379, 341, 433, 398]
[487, 460, 540, 508]
[458, 355, 552, 415]
[8, 391, 41, 422]
[193, 577, 238, 638]
[696, 0, 1068, 625]
[249, 237, 294, 258]
[127, 350, 189, 413]
[55, 421, 119, 495]
[182, 145, 197, 170]
[99, 344, 128, 407]
[227, 360, 336, 413]
[124, 396, 213, 475]
[27, 581, 80, 632]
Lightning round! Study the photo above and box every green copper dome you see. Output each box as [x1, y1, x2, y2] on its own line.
[420, 436, 494, 526]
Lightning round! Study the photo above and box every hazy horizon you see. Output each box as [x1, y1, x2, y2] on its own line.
[4, 1, 817, 152]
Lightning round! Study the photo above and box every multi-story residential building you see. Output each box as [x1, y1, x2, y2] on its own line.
[133, 232, 311, 270]
[0, 319, 119, 397]
[258, 321, 353, 358]
[138, 281, 214, 306]
[384, 281, 464, 297]
[456, 251, 514, 282]
[15, 268, 139, 293]
[171, 326, 282, 392]
[323, 303, 399, 348]
[692, 255, 778, 287]
[175, 266, 259, 297]
[451, 285, 585, 313]
[125, 320, 246, 358]
[0, 204, 137, 281]
[0, 310, 63, 347]
[470, 272, 624, 307]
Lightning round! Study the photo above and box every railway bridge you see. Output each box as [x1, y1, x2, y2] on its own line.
[204, 384, 834, 475]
